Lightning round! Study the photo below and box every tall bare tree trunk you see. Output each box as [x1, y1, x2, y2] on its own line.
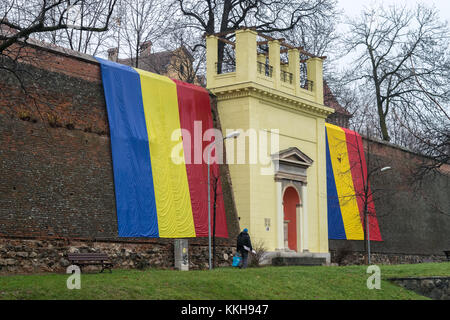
[377, 103, 390, 142]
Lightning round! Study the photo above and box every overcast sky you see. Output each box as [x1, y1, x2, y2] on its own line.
[330, 0, 450, 68]
[338, 0, 450, 23]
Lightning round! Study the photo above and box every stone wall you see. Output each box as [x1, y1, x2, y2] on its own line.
[330, 249, 448, 266]
[390, 277, 450, 300]
[0, 43, 241, 240]
[1, 38, 449, 272]
[0, 41, 240, 274]
[0, 237, 236, 274]
[329, 137, 450, 264]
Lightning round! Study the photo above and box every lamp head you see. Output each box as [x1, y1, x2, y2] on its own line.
[224, 131, 240, 140]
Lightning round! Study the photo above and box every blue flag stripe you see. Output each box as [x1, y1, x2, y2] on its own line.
[326, 131, 347, 240]
[96, 57, 159, 237]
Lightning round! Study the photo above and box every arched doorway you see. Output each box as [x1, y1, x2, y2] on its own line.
[283, 186, 300, 252]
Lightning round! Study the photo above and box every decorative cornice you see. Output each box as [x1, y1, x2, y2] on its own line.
[210, 82, 334, 118]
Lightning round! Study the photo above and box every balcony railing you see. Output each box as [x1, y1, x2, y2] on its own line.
[216, 61, 236, 74]
[257, 61, 273, 78]
[280, 70, 293, 84]
[215, 60, 314, 93]
[301, 79, 314, 91]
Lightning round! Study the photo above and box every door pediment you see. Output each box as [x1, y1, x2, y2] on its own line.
[272, 147, 313, 183]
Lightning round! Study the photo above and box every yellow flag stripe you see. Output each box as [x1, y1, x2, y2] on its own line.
[325, 123, 364, 240]
[135, 69, 196, 238]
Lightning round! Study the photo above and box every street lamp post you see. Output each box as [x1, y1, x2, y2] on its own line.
[366, 166, 392, 265]
[207, 131, 240, 270]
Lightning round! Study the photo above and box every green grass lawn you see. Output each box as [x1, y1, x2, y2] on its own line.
[0, 263, 448, 300]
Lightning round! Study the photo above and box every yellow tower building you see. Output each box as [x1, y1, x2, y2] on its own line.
[206, 29, 334, 263]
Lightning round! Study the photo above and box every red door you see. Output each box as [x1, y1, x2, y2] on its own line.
[283, 187, 300, 252]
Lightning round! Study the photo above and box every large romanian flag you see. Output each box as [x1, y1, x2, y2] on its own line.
[96, 58, 228, 238]
[325, 123, 382, 241]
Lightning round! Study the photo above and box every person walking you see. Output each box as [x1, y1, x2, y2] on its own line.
[236, 228, 253, 269]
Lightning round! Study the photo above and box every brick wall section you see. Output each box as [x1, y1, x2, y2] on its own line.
[6, 41, 101, 82]
[329, 137, 450, 262]
[0, 55, 115, 238]
[1, 45, 108, 134]
[0, 42, 239, 273]
[0, 116, 117, 238]
[1, 41, 449, 271]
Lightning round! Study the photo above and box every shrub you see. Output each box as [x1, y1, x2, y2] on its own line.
[249, 240, 267, 268]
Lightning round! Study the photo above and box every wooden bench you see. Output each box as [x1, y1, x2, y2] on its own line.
[444, 251, 450, 261]
[67, 253, 113, 273]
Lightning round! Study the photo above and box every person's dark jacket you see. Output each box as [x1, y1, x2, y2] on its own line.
[236, 231, 252, 253]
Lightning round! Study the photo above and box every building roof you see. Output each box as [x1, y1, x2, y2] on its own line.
[118, 46, 193, 74]
[118, 51, 172, 73]
[323, 80, 352, 117]
[2, 26, 351, 118]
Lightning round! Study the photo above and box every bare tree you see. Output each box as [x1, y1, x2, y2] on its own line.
[0, 0, 117, 53]
[283, 2, 340, 58]
[154, 27, 206, 84]
[339, 3, 450, 147]
[175, 0, 339, 72]
[1, 0, 117, 88]
[329, 128, 394, 265]
[1, 0, 117, 132]
[30, 0, 117, 55]
[115, 0, 171, 67]
[210, 170, 220, 268]
[357, 134, 394, 265]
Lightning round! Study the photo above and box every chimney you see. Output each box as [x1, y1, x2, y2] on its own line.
[107, 47, 118, 62]
[139, 41, 152, 57]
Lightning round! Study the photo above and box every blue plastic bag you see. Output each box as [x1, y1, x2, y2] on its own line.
[232, 254, 242, 267]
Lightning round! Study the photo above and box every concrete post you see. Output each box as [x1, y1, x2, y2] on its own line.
[268, 40, 281, 89]
[235, 29, 258, 83]
[288, 49, 300, 94]
[306, 57, 324, 104]
[206, 35, 218, 89]
[174, 239, 189, 271]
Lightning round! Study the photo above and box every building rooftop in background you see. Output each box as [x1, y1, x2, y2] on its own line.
[324, 80, 352, 128]
[4, 23, 349, 124]
[108, 42, 203, 85]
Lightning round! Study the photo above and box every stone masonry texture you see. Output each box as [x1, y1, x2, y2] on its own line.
[390, 277, 450, 300]
[330, 138, 450, 264]
[0, 41, 449, 273]
[0, 238, 236, 273]
[0, 43, 240, 273]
